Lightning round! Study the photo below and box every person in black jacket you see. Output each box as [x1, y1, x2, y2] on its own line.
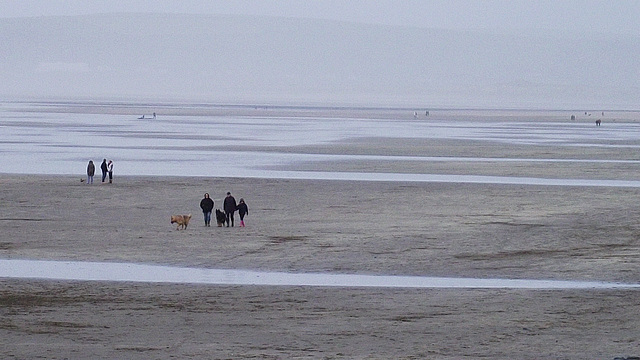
[223, 192, 237, 227]
[199, 193, 214, 227]
[237, 198, 248, 227]
[100, 159, 108, 183]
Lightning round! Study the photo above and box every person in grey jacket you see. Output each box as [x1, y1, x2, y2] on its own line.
[86, 160, 95, 184]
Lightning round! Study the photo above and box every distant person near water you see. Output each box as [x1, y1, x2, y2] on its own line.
[100, 159, 108, 183]
[200, 193, 214, 227]
[86, 160, 95, 184]
[237, 198, 249, 227]
[107, 160, 114, 183]
[223, 191, 237, 227]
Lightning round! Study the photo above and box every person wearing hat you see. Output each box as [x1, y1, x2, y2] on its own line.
[223, 191, 237, 227]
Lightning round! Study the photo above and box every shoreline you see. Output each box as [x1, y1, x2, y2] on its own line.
[5, 97, 640, 112]
[4, 99, 640, 122]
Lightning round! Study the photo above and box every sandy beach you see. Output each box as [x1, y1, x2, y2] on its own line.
[2, 2, 640, 357]
[1, 171, 640, 359]
[1, 103, 640, 358]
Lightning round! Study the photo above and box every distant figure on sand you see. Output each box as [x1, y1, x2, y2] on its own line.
[223, 192, 237, 227]
[595, 119, 601, 126]
[86, 160, 95, 184]
[200, 193, 214, 227]
[100, 159, 108, 183]
[138, 113, 156, 119]
[237, 198, 249, 227]
[107, 160, 114, 183]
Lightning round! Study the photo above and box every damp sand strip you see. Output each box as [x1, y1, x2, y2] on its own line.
[1, 259, 639, 289]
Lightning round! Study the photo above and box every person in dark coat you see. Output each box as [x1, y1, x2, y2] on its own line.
[199, 193, 214, 227]
[223, 191, 237, 227]
[86, 160, 95, 184]
[100, 159, 108, 183]
[237, 198, 248, 227]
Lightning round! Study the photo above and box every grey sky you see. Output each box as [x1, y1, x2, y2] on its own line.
[1, 1, 638, 108]
[1, 0, 639, 35]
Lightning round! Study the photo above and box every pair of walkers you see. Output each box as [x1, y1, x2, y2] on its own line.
[225, 192, 249, 227]
[200, 192, 249, 227]
[86, 159, 113, 184]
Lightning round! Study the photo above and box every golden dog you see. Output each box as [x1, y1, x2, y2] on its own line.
[170, 214, 192, 230]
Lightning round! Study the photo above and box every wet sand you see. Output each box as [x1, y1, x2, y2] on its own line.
[2, 103, 640, 359]
[1, 172, 640, 359]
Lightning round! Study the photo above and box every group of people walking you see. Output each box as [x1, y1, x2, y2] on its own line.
[200, 191, 249, 227]
[86, 159, 113, 184]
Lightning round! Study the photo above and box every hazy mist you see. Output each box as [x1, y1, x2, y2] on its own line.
[1, 13, 638, 109]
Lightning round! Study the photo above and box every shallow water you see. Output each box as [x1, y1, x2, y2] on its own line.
[2, 102, 640, 186]
[235, 170, 640, 187]
[1, 259, 638, 289]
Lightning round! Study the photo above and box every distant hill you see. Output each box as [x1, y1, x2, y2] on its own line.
[1, 13, 638, 109]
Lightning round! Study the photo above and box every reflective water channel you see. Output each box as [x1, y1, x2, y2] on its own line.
[1, 259, 638, 289]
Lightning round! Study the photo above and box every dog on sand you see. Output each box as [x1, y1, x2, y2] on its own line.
[170, 214, 192, 230]
[215, 209, 226, 227]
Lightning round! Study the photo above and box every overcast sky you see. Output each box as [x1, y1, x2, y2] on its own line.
[1, 0, 639, 35]
[1, 0, 638, 108]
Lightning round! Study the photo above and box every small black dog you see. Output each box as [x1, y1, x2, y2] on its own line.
[215, 209, 226, 227]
